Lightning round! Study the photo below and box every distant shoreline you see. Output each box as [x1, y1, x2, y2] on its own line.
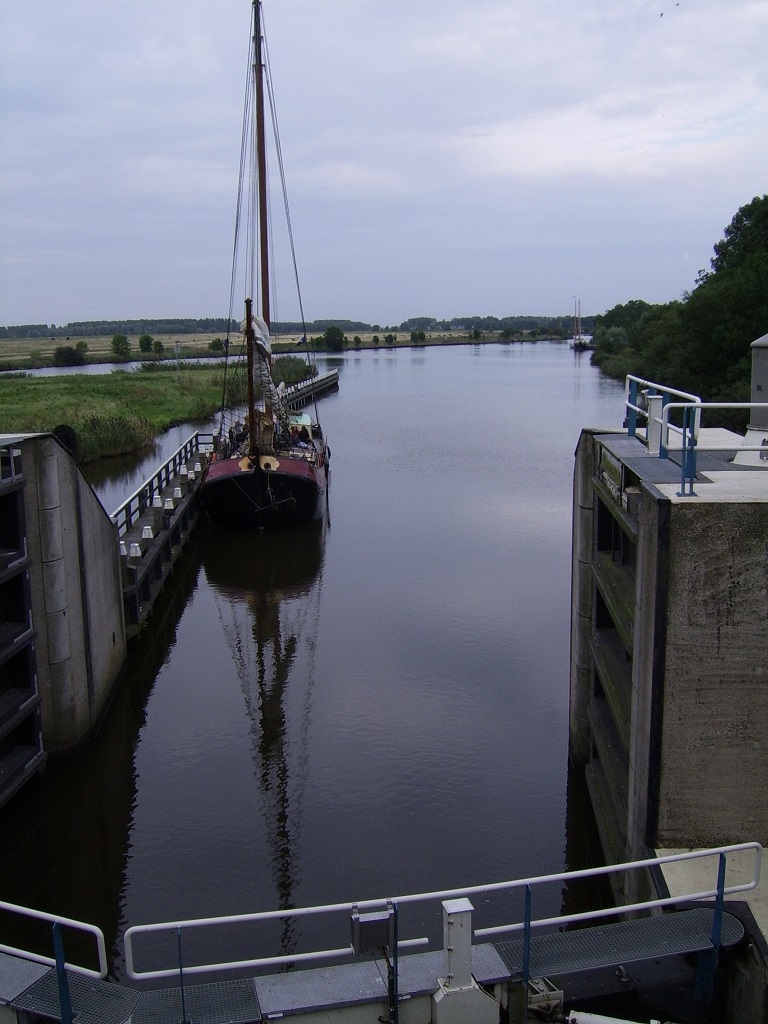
[0, 330, 570, 372]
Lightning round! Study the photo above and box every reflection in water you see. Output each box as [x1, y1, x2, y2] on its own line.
[0, 538, 203, 974]
[202, 521, 326, 955]
[0, 344, 625, 975]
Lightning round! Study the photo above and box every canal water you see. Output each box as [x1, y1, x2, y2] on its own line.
[0, 342, 624, 978]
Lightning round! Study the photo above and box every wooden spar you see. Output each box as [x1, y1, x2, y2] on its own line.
[254, 0, 270, 333]
[253, 0, 273, 432]
[245, 297, 257, 455]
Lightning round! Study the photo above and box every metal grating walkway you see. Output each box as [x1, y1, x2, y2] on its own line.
[11, 969, 140, 1024]
[494, 908, 744, 981]
[134, 979, 261, 1024]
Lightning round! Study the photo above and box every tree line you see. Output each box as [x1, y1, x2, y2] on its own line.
[590, 195, 768, 426]
[0, 318, 239, 340]
[1, 313, 592, 340]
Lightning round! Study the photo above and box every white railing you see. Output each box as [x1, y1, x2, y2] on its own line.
[624, 375, 701, 444]
[624, 375, 768, 494]
[123, 842, 761, 981]
[660, 401, 768, 452]
[110, 433, 213, 536]
[0, 898, 108, 979]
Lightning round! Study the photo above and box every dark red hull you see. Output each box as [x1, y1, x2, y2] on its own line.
[201, 450, 327, 529]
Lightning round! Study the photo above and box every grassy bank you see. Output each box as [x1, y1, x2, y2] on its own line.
[0, 329, 561, 371]
[0, 358, 313, 462]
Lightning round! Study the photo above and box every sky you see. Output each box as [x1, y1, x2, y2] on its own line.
[1, 0, 766, 328]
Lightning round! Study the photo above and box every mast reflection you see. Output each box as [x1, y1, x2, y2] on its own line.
[201, 518, 326, 956]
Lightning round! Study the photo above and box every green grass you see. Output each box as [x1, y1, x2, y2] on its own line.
[0, 360, 314, 462]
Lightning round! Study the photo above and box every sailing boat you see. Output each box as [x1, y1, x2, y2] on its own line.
[570, 298, 590, 351]
[201, 0, 330, 530]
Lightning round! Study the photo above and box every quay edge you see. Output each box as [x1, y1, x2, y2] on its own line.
[0, 369, 338, 797]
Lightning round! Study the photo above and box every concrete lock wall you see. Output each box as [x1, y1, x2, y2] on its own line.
[657, 500, 768, 847]
[625, 486, 666, 863]
[21, 436, 127, 757]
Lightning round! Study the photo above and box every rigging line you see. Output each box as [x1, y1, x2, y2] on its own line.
[219, 29, 257, 442]
[263, 36, 323, 422]
[262, 29, 310, 332]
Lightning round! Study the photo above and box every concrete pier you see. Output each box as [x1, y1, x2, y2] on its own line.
[569, 350, 768, 905]
[111, 437, 209, 638]
[0, 430, 209, 791]
[0, 368, 338, 798]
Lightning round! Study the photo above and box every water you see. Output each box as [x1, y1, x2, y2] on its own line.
[0, 343, 624, 977]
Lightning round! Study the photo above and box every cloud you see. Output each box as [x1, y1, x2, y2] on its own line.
[1, 0, 766, 325]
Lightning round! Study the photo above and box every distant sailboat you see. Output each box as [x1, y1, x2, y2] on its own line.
[570, 298, 590, 351]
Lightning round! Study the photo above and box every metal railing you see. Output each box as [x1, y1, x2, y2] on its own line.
[123, 841, 761, 981]
[0, 445, 22, 482]
[284, 368, 339, 408]
[0, 898, 108, 979]
[110, 433, 213, 536]
[108, 372, 337, 536]
[625, 375, 768, 495]
[624, 375, 701, 444]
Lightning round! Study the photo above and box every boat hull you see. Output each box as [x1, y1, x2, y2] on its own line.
[201, 450, 327, 529]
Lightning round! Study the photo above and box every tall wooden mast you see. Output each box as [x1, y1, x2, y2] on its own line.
[254, 0, 270, 330]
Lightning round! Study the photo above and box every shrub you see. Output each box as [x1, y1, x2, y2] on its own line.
[53, 345, 86, 366]
[112, 334, 130, 358]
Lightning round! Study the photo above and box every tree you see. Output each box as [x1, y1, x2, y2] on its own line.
[138, 333, 154, 353]
[53, 345, 86, 366]
[710, 194, 768, 276]
[208, 338, 225, 353]
[322, 325, 346, 352]
[591, 196, 768, 417]
[153, 339, 165, 356]
[112, 333, 130, 358]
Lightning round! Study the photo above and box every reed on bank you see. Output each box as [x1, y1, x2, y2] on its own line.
[0, 358, 314, 462]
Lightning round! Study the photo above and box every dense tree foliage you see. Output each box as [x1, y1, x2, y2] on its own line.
[1, 314, 590, 340]
[111, 333, 130, 358]
[0, 318, 238, 339]
[591, 196, 768, 412]
[53, 345, 86, 366]
[320, 325, 346, 352]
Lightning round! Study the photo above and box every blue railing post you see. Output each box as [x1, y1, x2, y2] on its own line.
[658, 393, 670, 459]
[521, 884, 532, 989]
[677, 406, 698, 496]
[177, 926, 190, 1024]
[392, 901, 400, 1024]
[695, 852, 726, 1003]
[627, 379, 638, 437]
[52, 922, 74, 1024]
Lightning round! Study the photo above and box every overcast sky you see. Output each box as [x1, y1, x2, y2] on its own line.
[1, 0, 766, 328]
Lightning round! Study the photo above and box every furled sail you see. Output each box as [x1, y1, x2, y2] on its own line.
[243, 315, 289, 432]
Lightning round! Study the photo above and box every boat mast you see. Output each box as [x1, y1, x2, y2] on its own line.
[254, 0, 270, 330]
[245, 0, 271, 457]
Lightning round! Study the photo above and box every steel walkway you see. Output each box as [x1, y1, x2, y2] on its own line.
[494, 906, 743, 980]
[2, 907, 745, 1024]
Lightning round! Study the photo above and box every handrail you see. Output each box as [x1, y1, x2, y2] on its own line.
[123, 841, 761, 981]
[624, 375, 701, 441]
[110, 433, 210, 536]
[658, 401, 768, 495]
[0, 898, 108, 979]
[109, 372, 337, 535]
[660, 401, 768, 450]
